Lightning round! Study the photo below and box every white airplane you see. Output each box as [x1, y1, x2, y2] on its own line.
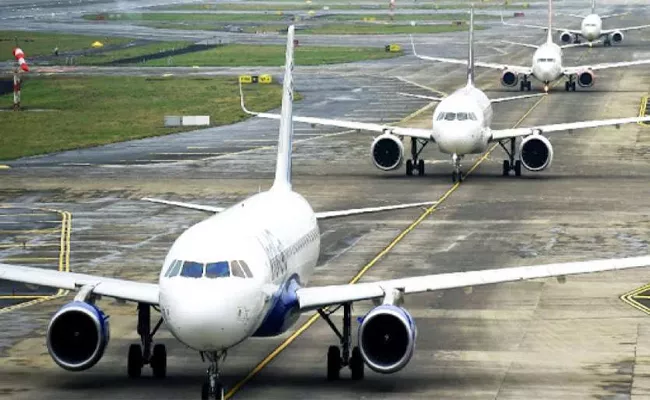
[417, 0, 650, 92]
[1, 25, 650, 400]
[507, 0, 650, 47]
[241, 9, 650, 181]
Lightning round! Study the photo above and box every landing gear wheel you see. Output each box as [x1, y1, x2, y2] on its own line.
[128, 344, 143, 378]
[565, 81, 570, 92]
[604, 40, 611, 47]
[327, 346, 341, 381]
[350, 347, 364, 380]
[526, 81, 532, 91]
[406, 159, 413, 176]
[417, 159, 425, 176]
[201, 381, 223, 400]
[151, 344, 167, 379]
[514, 160, 522, 177]
[519, 81, 525, 92]
[202, 382, 209, 400]
[452, 171, 463, 182]
[502, 160, 510, 176]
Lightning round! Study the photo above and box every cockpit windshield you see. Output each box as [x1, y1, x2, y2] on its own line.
[165, 259, 253, 279]
[437, 112, 478, 121]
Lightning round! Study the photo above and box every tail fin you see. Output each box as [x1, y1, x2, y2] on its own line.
[591, 0, 596, 14]
[466, 6, 475, 86]
[546, 0, 553, 44]
[271, 25, 296, 191]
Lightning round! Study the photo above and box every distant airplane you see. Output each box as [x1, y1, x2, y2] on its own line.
[414, 0, 650, 92]
[1, 25, 650, 400]
[242, 8, 650, 181]
[506, 0, 650, 47]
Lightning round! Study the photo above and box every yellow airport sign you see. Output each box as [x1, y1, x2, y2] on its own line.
[91, 41, 104, 48]
[385, 44, 401, 52]
[239, 75, 253, 84]
[259, 75, 273, 84]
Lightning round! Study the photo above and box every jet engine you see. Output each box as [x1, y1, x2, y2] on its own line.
[358, 305, 417, 373]
[577, 70, 595, 87]
[609, 31, 624, 43]
[519, 134, 554, 171]
[500, 70, 519, 87]
[46, 301, 110, 371]
[559, 31, 574, 44]
[370, 133, 404, 171]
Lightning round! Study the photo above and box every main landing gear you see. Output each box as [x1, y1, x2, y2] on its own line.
[451, 153, 464, 183]
[499, 138, 522, 177]
[128, 303, 166, 379]
[519, 77, 532, 92]
[405, 137, 428, 176]
[604, 38, 612, 47]
[201, 351, 226, 400]
[318, 303, 364, 381]
[565, 76, 576, 92]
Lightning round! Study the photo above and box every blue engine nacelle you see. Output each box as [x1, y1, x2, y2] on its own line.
[46, 301, 110, 371]
[357, 304, 417, 374]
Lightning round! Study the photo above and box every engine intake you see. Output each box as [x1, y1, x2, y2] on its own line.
[559, 31, 574, 44]
[500, 70, 519, 87]
[358, 305, 416, 373]
[370, 133, 404, 171]
[610, 31, 624, 43]
[46, 301, 110, 371]
[519, 134, 554, 171]
[577, 70, 594, 87]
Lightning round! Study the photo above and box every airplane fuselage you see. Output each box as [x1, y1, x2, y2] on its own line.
[158, 189, 320, 352]
[581, 14, 603, 41]
[431, 84, 492, 155]
[531, 42, 563, 85]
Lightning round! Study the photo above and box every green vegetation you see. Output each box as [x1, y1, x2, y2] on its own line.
[142, 44, 400, 67]
[301, 23, 476, 35]
[0, 76, 283, 160]
[83, 12, 291, 23]
[72, 41, 191, 65]
[0, 31, 131, 61]
[158, 1, 529, 11]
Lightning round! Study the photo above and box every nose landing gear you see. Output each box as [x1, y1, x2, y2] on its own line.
[201, 351, 227, 400]
[451, 153, 464, 183]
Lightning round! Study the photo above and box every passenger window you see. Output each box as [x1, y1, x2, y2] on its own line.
[230, 261, 246, 278]
[180, 261, 204, 278]
[168, 260, 182, 277]
[239, 260, 253, 278]
[444, 113, 456, 121]
[205, 261, 230, 278]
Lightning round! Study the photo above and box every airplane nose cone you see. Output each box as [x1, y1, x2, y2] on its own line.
[435, 123, 481, 154]
[160, 279, 259, 351]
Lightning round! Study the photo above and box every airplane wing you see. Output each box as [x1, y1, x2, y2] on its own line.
[397, 92, 445, 102]
[240, 84, 433, 140]
[315, 201, 435, 219]
[602, 24, 650, 34]
[489, 116, 650, 141]
[0, 263, 159, 304]
[142, 197, 225, 213]
[564, 58, 650, 74]
[500, 40, 539, 49]
[296, 255, 650, 311]
[489, 93, 546, 104]
[559, 40, 602, 49]
[501, 13, 580, 34]
[410, 36, 532, 75]
[600, 12, 630, 20]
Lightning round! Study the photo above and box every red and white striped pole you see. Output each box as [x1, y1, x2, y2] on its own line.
[12, 47, 29, 111]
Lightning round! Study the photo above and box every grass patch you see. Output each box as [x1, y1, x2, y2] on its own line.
[142, 44, 400, 67]
[301, 23, 476, 35]
[0, 76, 284, 160]
[71, 41, 192, 65]
[83, 12, 291, 23]
[158, 2, 530, 11]
[0, 31, 131, 61]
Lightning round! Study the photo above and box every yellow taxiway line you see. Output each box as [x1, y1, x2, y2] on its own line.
[224, 93, 549, 399]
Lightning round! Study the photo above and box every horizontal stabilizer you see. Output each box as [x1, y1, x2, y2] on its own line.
[397, 92, 444, 102]
[489, 93, 546, 104]
[315, 201, 436, 220]
[501, 40, 539, 49]
[141, 197, 225, 213]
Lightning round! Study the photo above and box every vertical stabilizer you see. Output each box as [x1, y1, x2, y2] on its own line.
[546, 0, 553, 44]
[591, 0, 596, 14]
[466, 6, 475, 86]
[271, 25, 296, 191]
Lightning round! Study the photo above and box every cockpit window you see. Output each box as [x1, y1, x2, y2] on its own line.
[239, 261, 253, 277]
[457, 112, 468, 121]
[180, 261, 204, 278]
[444, 112, 456, 121]
[436, 113, 445, 121]
[230, 261, 246, 278]
[205, 261, 230, 278]
[166, 260, 182, 277]
[469, 113, 477, 121]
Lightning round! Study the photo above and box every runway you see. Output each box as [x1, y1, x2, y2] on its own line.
[1, 1, 650, 399]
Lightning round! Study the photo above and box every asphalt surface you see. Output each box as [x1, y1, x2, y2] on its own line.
[1, 1, 650, 399]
